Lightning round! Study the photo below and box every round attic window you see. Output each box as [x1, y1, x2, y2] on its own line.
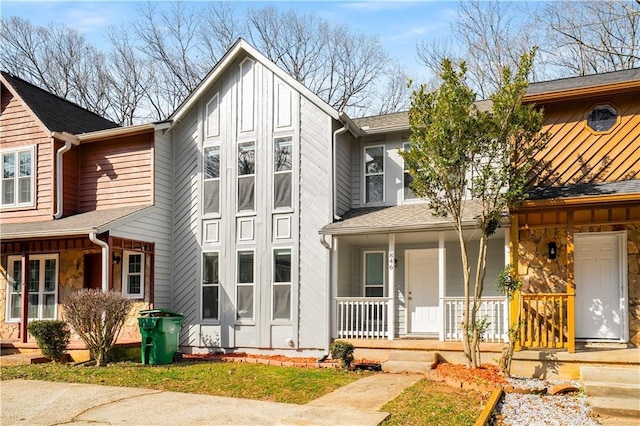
[586, 105, 618, 132]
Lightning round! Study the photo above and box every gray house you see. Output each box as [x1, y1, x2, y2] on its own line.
[163, 39, 508, 357]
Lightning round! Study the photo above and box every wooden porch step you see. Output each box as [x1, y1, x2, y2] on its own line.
[381, 351, 438, 374]
[0, 352, 50, 366]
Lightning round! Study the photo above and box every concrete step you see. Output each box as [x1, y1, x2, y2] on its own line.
[583, 382, 640, 399]
[381, 360, 433, 374]
[588, 397, 640, 419]
[580, 365, 640, 386]
[386, 350, 438, 363]
[0, 352, 50, 366]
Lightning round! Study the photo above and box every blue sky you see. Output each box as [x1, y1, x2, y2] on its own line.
[2, 1, 461, 82]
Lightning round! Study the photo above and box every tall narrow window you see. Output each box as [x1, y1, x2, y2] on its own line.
[202, 252, 220, 320]
[272, 249, 292, 320]
[238, 142, 255, 212]
[203, 145, 220, 214]
[364, 251, 385, 297]
[7, 258, 22, 321]
[1, 148, 33, 207]
[402, 143, 417, 200]
[273, 137, 292, 209]
[6, 255, 58, 321]
[123, 251, 144, 298]
[236, 251, 254, 320]
[364, 146, 384, 203]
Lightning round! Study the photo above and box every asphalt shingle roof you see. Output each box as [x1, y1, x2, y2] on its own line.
[527, 179, 640, 201]
[1, 71, 120, 134]
[526, 68, 640, 96]
[0, 205, 149, 239]
[321, 200, 495, 235]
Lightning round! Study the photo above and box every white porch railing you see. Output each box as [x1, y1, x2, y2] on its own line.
[335, 297, 390, 339]
[443, 296, 509, 342]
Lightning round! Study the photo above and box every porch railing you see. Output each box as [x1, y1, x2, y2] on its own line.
[443, 297, 508, 343]
[335, 297, 390, 339]
[519, 293, 570, 349]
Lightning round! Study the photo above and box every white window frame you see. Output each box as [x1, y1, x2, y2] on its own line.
[1, 146, 35, 209]
[203, 144, 221, 216]
[363, 145, 385, 204]
[363, 250, 386, 297]
[122, 251, 144, 299]
[237, 141, 256, 213]
[402, 142, 418, 202]
[235, 249, 255, 322]
[201, 251, 220, 322]
[5, 254, 58, 321]
[272, 248, 292, 322]
[273, 136, 293, 211]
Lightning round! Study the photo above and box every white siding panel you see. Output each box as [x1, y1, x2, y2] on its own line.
[239, 58, 255, 133]
[335, 134, 352, 216]
[297, 97, 332, 350]
[275, 80, 292, 129]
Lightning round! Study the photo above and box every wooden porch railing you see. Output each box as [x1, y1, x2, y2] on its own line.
[335, 297, 390, 339]
[443, 297, 508, 343]
[519, 293, 571, 349]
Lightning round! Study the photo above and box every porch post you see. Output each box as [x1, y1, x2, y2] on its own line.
[438, 232, 446, 342]
[20, 253, 29, 343]
[509, 214, 521, 350]
[567, 211, 576, 353]
[504, 229, 511, 342]
[387, 234, 395, 341]
[331, 236, 339, 340]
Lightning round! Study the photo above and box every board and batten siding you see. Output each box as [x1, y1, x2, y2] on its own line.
[109, 131, 173, 308]
[170, 54, 333, 353]
[528, 91, 640, 187]
[0, 86, 54, 223]
[77, 135, 153, 212]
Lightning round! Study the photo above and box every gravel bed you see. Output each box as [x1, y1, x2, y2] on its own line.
[495, 377, 601, 426]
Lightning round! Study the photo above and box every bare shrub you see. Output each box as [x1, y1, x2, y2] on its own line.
[63, 290, 133, 366]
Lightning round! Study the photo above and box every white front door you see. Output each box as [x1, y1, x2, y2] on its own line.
[406, 249, 439, 333]
[574, 233, 624, 340]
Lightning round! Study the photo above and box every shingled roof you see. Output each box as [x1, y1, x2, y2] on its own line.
[527, 179, 640, 201]
[526, 67, 640, 96]
[1, 71, 120, 134]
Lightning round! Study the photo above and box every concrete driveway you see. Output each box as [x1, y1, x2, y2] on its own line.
[1, 375, 421, 425]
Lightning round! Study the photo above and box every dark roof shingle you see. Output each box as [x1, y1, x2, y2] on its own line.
[527, 179, 640, 201]
[1, 71, 120, 134]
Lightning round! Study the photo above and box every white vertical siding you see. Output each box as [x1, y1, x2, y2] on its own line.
[335, 134, 352, 216]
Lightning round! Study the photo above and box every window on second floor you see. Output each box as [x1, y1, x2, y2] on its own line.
[402, 142, 417, 201]
[274, 137, 292, 209]
[1, 147, 34, 208]
[586, 104, 618, 133]
[238, 142, 256, 212]
[203, 145, 220, 215]
[364, 146, 384, 204]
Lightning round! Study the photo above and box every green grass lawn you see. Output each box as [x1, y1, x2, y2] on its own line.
[0, 361, 367, 404]
[381, 379, 486, 426]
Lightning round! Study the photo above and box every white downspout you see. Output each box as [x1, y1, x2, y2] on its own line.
[53, 134, 79, 219]
[89, 231, 109, 293]
[332, 113, 349, 221]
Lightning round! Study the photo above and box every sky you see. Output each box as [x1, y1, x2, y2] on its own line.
[1, 0, 462, 82]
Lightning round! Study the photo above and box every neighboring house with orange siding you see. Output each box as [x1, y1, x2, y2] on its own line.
[0, 72, 173, 342]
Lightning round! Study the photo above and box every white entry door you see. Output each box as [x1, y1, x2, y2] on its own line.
[406, 249, 439, 333]
[574, 233, 623, 340]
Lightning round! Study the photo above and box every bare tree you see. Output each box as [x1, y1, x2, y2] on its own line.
[375, 62, 412, 115]
[537, 0, 640, 76]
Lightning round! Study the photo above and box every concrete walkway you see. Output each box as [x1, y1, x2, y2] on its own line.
[1, 374, 422, 425]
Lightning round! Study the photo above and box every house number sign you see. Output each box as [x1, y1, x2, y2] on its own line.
[388, 252, 394, 270]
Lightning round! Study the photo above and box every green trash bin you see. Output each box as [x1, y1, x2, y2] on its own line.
[138, 309, 184, 365]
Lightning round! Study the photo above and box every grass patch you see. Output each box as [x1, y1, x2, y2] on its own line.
[0, 361, 367, 404]
[381, 379, 487, 426]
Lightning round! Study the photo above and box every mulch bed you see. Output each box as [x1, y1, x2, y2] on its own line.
[181, 352, 384, 370]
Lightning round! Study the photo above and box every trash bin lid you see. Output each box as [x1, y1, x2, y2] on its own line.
[139, 308, 184, 318]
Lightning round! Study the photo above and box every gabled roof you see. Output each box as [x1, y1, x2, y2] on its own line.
[1, 71, 120, 134]
[168, 38, 362, 136]
[0, 205, 150, 240]
[526, 68, 640, 97]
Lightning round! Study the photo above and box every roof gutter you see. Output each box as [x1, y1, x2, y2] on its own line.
[332, 112, 350, 221]
[52, 132, 80, 219]
[89, 231, 109, 293]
